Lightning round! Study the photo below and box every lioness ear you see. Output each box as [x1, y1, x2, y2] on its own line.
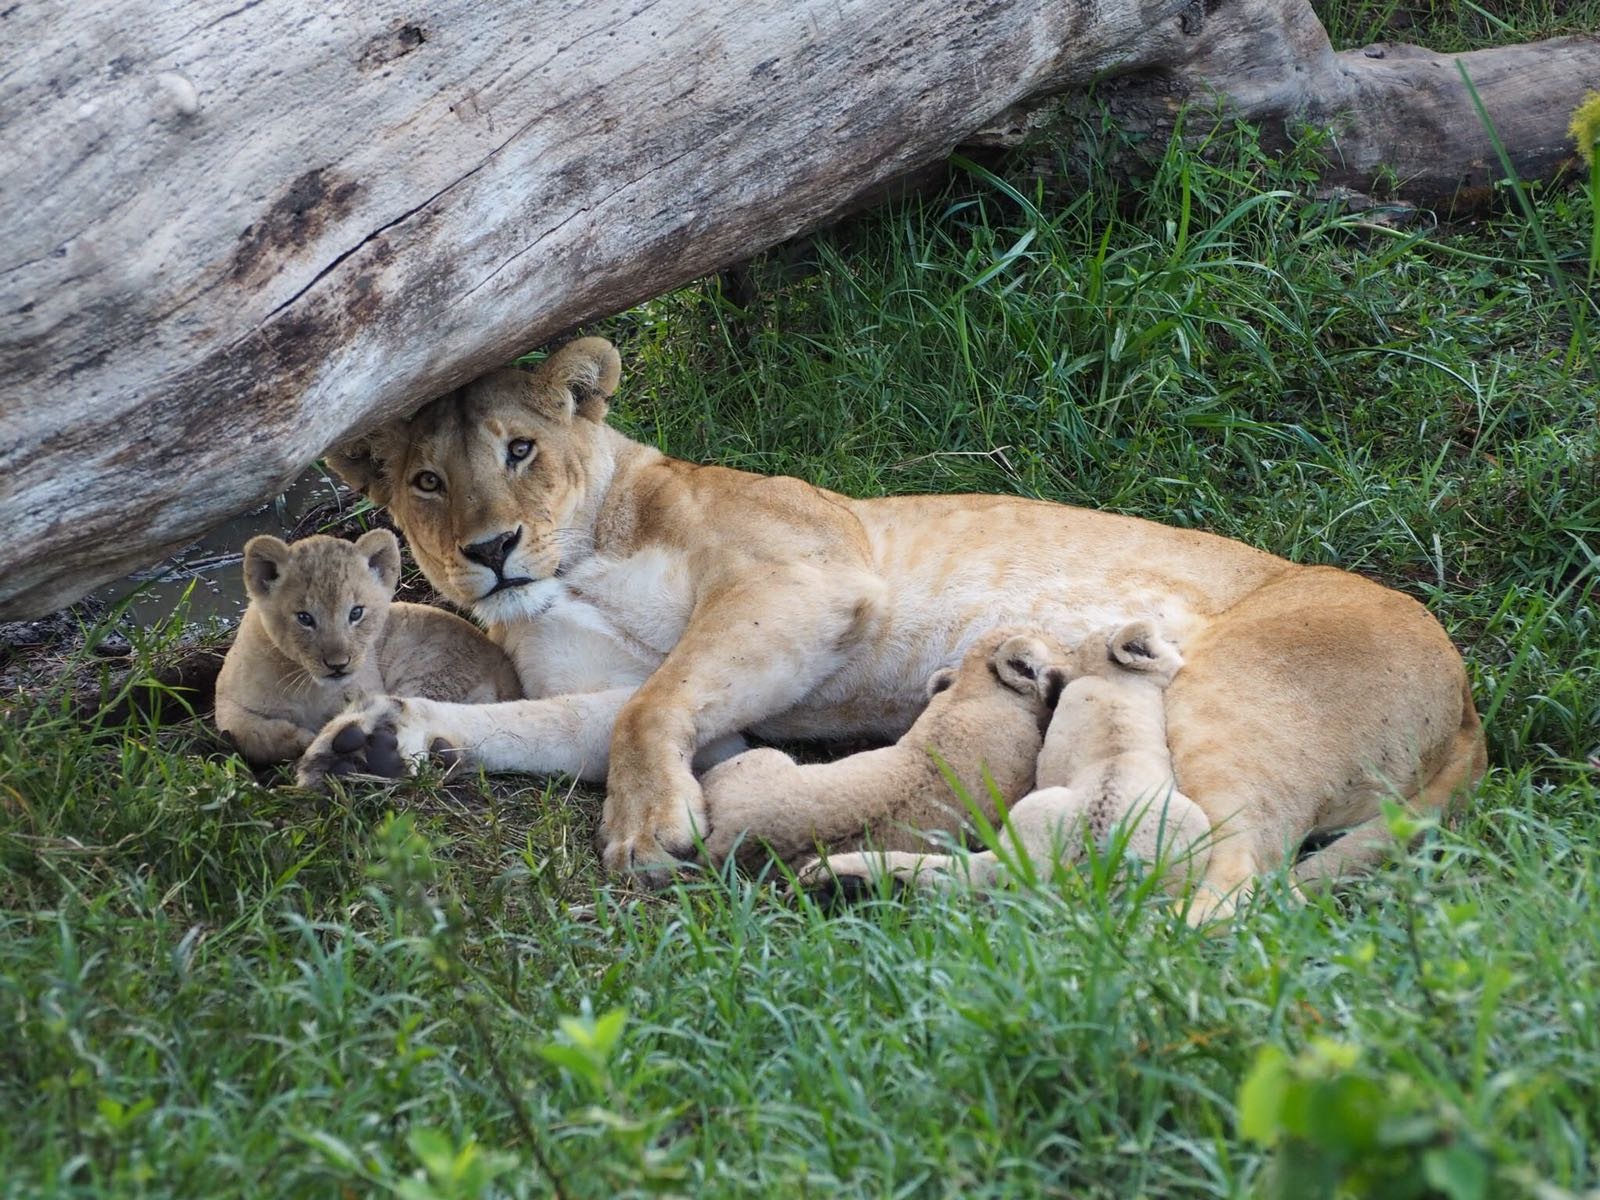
[243, 536, 291, 603]
[326, 423, 405, 509]
[992, 634, 1055, 699]
[925, 667, 958, 699]
[540, 336, 622, 423]
[1108, 620, 1182, 677]
[355, 528, 402, 594]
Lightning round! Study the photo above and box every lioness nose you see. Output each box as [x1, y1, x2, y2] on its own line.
[461, 527, 522, 575]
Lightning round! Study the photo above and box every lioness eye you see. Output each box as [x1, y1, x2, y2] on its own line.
[414, 470, 442, 493]
[295, 611, 315, 628]
[349, 605, 364, 623]
[507, 438, 534, 464]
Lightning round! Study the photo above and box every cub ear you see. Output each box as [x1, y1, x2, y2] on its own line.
[1107, 620, 1182, 677]
[355, 528, 402, 594]
[538, 336, 622, 423]
[326, 422, 406, 508]
[925, 667, 958, 700]
[243, 535, 291, 603]
[992, 634, 1057, 701]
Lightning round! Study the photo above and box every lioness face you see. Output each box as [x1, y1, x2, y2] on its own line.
[330, 339, 623, 623]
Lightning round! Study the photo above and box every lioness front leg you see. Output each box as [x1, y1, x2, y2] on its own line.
[602, 569, 885, 880]
[295, 687, 636, 789]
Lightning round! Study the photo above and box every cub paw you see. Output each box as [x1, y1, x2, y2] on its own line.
[295, 696, 427, 789]
[793, 856, 908, 910]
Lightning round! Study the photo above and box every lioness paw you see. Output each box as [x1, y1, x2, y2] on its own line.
[601, 831, 699, 890]
[600, 772, 708, 887]
[295, 696, 429, 789]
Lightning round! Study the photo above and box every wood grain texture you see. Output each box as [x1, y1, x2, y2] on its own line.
[1170, 4, 1600, 202]
[977, 6, 1600, 205]
[1, 0, 1594, 617]
[0, 0, 1194, 617]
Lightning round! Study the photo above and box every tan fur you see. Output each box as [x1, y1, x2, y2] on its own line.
[215, 530, 520, 764]
[700, 630, 1068, 867]
[300, 337, 1485, 898]
[799, 621, 1213, 901]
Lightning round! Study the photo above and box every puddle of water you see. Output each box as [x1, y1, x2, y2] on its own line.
[87, 464, 360, 630]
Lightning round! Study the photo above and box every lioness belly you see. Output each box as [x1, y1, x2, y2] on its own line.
[495, 494, 1281, 720]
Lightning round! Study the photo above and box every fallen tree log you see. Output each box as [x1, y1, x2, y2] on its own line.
[1, 0, 1595, 617]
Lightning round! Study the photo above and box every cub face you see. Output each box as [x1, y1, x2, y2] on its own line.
[242, 530, 402, 682]
[1065, 619, 1184, 684]
[326, 338, 623, 626]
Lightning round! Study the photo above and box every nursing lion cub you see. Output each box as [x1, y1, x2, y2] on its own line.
[298, 336, 1485, 905]
[215, 530, 520, 765]
[798, 620, 1215, 907]
[700, 628, 1069, 868]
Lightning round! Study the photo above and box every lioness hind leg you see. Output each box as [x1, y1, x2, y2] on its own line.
[1293, 694, 1487, 893]
[1165, 566, 1478, 910]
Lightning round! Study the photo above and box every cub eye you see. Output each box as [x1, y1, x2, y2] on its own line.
[507, 438, 534, 464]
[349, 605, 364, 624]
[413, 470, 443, 493]
[295, 611, 315, 628]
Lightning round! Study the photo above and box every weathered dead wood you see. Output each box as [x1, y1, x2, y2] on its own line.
[977, 7, 1600, 206]
[1, 0, 1595, 617]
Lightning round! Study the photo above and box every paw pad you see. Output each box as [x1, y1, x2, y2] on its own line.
[364, 725, 404, 777]
[330, 722, 366, 755]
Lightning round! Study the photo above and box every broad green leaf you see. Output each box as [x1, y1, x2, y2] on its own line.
[1238, 1045, 1291, 1145]
[1422, 1144, 1490, 1200]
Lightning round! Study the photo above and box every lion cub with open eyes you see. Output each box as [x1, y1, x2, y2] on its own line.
[215, 530, 522, 766]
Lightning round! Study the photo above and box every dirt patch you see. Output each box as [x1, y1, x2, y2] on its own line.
[3, 464, 444, 723]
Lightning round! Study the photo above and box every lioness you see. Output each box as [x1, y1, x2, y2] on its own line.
[216, 529, 520, 764]
[299, 337, 1486, 901]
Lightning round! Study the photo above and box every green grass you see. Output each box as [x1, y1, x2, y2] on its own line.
[4, 33, 1600, 1200]
[1312, 0, 1600, 51]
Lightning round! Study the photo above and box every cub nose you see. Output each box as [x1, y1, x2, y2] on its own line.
[323, 655, 351, 673]
[461, 527, 522, 575]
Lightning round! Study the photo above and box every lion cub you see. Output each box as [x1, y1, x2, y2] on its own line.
[1003, 619, 1212, 893]
[799, 620, 1211, 898]
[701, 628, 1069, 867]
[215, 530, 521, 765]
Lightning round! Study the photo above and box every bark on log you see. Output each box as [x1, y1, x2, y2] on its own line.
[976, 10, 1599, 206]
[1, 0, 1596, 617]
